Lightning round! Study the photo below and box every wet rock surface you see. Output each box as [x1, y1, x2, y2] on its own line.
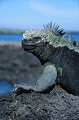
[0, 45, 79, 120]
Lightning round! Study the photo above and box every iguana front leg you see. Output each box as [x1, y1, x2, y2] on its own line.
[13, 64, 57, 94]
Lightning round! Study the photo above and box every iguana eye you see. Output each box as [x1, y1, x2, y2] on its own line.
[33, 37, 41, 41]
[36, 40, 41, 44]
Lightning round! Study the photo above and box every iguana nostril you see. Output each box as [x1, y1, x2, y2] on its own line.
[22, 39, 27, 45]
[24, 39, 27, 42]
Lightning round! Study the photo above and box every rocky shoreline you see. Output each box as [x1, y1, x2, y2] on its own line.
[0, 43, 79, 120]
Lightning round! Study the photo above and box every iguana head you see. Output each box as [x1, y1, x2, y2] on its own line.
[22, 29, 47, 52]
[22, 22, 66, 64]
[22, 29, 49, 64]
[22, 22, 79, 64]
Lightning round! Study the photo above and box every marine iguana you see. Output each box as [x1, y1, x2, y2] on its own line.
[14, 22, 79, 96]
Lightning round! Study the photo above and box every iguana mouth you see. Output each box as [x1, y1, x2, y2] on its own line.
[22, 39, 36, 51]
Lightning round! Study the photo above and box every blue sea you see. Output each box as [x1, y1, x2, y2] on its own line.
[0, 33, 79, 41]
[0, 34, 23, 42]
[0, 81, 14, 94]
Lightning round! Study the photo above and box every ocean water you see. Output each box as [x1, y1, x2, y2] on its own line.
[0, 33, 79, 41]
[0, 81, 14, 94]
[67, 33, 79, 41]
[0, 34, 23, 41]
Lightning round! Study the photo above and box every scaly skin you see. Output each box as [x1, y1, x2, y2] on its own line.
[14, 23, 79, 96]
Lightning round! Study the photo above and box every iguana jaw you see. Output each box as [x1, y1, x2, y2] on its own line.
[22, 39, 36, 51]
